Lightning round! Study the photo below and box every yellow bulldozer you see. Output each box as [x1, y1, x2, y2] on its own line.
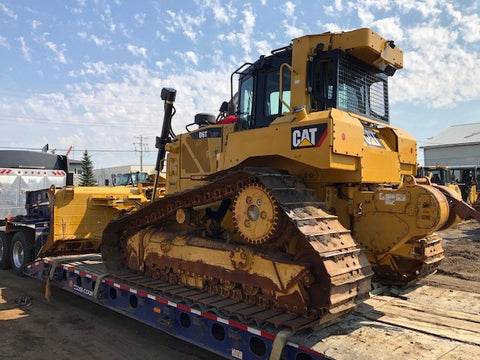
[100, 28, 477, 330]
[0, 184, 153, 275]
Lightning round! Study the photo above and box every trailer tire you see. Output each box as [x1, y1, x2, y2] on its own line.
[11, 231, 34, 276]
[0, 232, 11, 269]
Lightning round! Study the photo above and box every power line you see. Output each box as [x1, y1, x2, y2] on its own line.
[0, 114, 161, 128]
[0, 88, 163, 106]
[133, 135, 149, 171]
[0, 146, 141, 153]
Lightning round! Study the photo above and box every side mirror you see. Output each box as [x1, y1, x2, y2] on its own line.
[219, 101, 229, 113]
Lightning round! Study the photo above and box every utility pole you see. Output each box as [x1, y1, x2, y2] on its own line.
[133, 135, 149, 172]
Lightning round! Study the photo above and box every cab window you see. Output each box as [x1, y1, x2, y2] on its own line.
[238, 75, 254, 128]
[264, 70, 291, 117]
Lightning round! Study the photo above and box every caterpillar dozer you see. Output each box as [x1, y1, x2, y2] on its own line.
[101, 28, 474, 330]
[0, 184, 153, 274]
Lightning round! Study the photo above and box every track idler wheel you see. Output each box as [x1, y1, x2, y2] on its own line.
[233, 183, 284, 246]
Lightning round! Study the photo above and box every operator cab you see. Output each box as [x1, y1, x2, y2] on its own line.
[115, 172, 149, 186]
[234, 46, 292, 130]
[234, 34, 396, 129]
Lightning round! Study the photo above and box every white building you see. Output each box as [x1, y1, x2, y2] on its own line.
[69, 159, 82, 186]
[421, 122, 480, 166]
[94, 165, 155, 186]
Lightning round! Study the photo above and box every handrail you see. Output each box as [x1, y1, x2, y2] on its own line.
[279, 63, 293, 113]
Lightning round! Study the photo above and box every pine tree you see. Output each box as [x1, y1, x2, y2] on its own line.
[79, 150, 97, 186]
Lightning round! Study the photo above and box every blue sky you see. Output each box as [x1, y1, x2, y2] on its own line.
[0, 0, 479, 168]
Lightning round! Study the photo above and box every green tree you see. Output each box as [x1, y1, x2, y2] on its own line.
[79, 150, 97, 186]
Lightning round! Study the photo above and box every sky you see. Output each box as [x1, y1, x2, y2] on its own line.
[0, 0, 479, 169]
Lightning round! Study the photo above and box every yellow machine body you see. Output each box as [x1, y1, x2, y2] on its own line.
[101, 28, 472, 329]
[166, 109, 416, 190]
[162, 28, 456, 283]
[166, 29, 409, 192]
[39, 185, 150, 256]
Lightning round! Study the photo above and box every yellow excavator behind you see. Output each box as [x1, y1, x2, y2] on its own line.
[101, 28, 474, 330]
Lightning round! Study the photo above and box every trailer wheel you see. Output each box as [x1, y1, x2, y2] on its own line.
[0, 232, 11, 269]
[11, 231, 34, 276]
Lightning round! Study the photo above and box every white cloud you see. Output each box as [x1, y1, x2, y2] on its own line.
[320, 0, 480, 111]
[357, 4, 375, 26]
[0, 3, 18, 20]
[349, 0, 441, 22]
[202, 0, 237, 24]
[218, 5, 256, 61]
[253, 39, 271, 56]
[2, 0, 480, 168]
[444, 4, 480, 43]
[77, 31, 109, 47]
[155, 58, 172, 70]
[30, 31, 68, 64]
[68, 61, 113, 78]
[32, 31, 49, 43]
[45, 41, 67, 64]
[127, 44, 147, 58]
[284, 1, 295, 17]
[334, 0, 344, 11]
[322, 23, 342, 32]
[119, 23, 131, 38]
[70, 7, 82, 15]
[102, 4, 116, 33]
[390, 21, 480, 109]
[0, 35, 9, 48]
[134, 13, 146, 26]
[460, 14, 480, 42]
[32, 20, 42, 29]
[2, 61, 231, 167]
[155, 30, 167, 42]
[370, 16, 404, 41]
[175, 50, 199, 66]
[281, 1, 305, 38]
[409, 0, 442, 18]
[91, 34, 107, 46]
[165, 9, 205, 41]
[323, 6, 335, 18]
[16, 37, 31, 61]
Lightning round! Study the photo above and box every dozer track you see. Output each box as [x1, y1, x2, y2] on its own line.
[102, 168, 373, 330]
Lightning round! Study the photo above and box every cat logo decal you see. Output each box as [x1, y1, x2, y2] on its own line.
[291, 124, 328, 149]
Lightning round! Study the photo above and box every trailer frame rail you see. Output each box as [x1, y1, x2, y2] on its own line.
[25, 254, 326, 360]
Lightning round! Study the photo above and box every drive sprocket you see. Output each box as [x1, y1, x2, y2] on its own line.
[232, 183, 282, 246]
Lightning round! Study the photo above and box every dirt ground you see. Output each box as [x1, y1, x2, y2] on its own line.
[1, 221, 479, 359]
[426, 219, 480, 292]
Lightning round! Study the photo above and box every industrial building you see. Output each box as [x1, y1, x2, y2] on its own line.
[94, 165, 155, 186]
[421, 122, 480, 166]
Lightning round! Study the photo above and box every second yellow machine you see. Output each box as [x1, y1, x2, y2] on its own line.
[102, 28, 465, 329]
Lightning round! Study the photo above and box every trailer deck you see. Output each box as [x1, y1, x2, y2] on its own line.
[25, 255, 480, 360]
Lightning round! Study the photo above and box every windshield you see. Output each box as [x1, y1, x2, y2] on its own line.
[238, 75, 254, 127]
[116, 172, 148, 186]
[425, 169, 447, 185]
